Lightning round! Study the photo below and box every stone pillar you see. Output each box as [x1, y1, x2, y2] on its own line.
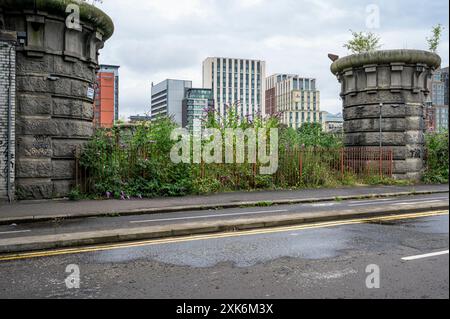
[0, 30, 16, 202]
[331, 50, 441, 180]
[0, 0, 114, 199]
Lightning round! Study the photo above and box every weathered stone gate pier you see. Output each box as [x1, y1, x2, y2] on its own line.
[0, 0, 113, 200]
[331, 50, 441, 180]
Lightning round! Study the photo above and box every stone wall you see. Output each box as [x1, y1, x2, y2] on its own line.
[331, 50, 441, 180]
[0, 0, 114, 199]
[0, 31, 16, 201]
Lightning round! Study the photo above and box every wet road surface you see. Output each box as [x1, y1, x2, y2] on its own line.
[0, 212, 448, 299]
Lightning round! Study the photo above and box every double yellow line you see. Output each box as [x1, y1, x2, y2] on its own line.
[0, 210, 447, 262]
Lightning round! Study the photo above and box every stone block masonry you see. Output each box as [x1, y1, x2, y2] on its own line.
[0, 31, 16, 202]
[331, 50, 441, 180]
[0, 0, 114, 199]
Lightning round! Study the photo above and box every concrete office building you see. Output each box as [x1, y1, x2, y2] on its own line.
[266, 73, 296, 116]
[432, 68, 447, 106]
[435, 105, 448, 132]
[182, 88, 214, 133]
[266, 74, 323, 129]
[431, 67, 449, 132]
[94, 65, 120, 128]
[151, 79, 192, 125]
[442, 67, 449, 105]
[202, 57, 266, 121]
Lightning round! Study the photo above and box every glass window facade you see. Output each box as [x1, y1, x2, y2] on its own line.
[183, 88, 214, 132]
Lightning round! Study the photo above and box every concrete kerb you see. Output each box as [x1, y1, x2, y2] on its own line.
[0, 189, 448, 226]
[0, 202, 448, 254]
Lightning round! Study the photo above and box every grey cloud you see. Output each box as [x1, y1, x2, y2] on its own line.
[96, 0, 449, 118]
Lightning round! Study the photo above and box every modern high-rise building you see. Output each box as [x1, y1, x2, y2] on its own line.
[94, 65, 120, 128]
[151, 79, 192, 125]
[431, 67, 449, 132]
[202, 57, 266, 121]
[182, 88, 214, 133]
[442, 67, 449, 106]
[266, 74, 323, 129]
[435, 105, 448, 132]
[266, 74, 295, 116]
[432, 68, 447, 106]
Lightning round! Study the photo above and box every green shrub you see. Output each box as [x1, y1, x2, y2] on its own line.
[68, 187, 82, 201]
[193, 178, 222, 194]
[279, 123, 343, 150]
[424, 131, 449, 183]
[78, 117, 194, 198]
[76, 111, 404, 199]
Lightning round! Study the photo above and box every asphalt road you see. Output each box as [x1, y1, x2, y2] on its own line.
[0, 193, 448, 239]
[0, 210, 447, 299]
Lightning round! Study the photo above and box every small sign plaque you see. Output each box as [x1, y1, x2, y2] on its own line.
[87, 87, 95, 100]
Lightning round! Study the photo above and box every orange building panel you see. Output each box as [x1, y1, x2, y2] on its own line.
[94, 65, 120, 128]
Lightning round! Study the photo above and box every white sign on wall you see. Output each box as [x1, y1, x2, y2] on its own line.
[87, 86, 95, 100]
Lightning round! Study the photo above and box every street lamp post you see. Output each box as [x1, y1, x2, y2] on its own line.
[379, 103, 383, 177]
[379, 103, 383, 150]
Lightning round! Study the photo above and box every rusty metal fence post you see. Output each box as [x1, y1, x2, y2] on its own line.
[299, 146, 303, 185]
[201, 160, 205, 179]
[389, 148, 394, 178]
[252, 162, 257, 188]
[379, 147, 383, 178]
[75, 146, 80, 190]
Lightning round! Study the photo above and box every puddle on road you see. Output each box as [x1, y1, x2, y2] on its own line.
[92, 227, 354, 268]
[366, 215, 449, 234]
[91, 215, 448, 268]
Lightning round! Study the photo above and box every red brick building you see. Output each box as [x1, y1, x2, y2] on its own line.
[265, 87, 276, 116]
[424, 105, 436, 132]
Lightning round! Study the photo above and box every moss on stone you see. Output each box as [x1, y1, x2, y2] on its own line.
[331, 49, 441, 75]
[0, 0, 114, 40]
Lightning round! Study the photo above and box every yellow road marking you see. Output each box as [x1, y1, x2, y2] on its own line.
[0, 210, 447, 262]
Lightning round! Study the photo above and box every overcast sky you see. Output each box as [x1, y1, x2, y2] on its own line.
[95, 0, 449, 119]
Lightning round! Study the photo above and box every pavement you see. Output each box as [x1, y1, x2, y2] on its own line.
[0, 212, 447, 299]
[0, 184, 448, 225]
[0, 192, 448, 254]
